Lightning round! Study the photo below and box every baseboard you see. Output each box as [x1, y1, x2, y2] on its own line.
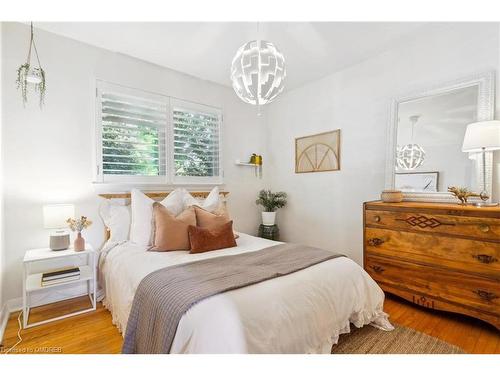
[0, 298, 22, 345]
[0, 302, 9, 346]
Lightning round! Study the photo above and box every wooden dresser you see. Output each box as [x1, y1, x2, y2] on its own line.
[363, 201, 500, 329]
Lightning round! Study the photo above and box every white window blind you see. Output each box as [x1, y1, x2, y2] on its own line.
[171, 100, 222, 183]
[95, 81, 223, 185]
[98, 83, 167, 179]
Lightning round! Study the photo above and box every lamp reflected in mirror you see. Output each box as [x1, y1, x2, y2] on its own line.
[462, 120, 500, 207]
[396, 115, 426, 170]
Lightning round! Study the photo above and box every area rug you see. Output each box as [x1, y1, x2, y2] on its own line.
[331, 324, 464, 354]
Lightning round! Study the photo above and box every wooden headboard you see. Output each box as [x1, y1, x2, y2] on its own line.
[99, 191, 229, 200]
[99, 191, 230, 241]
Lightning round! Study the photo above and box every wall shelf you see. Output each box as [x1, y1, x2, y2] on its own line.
[235, 160, 259, 167]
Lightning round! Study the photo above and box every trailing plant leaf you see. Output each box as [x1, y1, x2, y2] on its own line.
[34, 67, 47, 107]
[16, 63, 30, 106]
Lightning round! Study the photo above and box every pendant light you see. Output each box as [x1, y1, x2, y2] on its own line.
[396, 115, 426, 170]
[230, 23, 286, 113]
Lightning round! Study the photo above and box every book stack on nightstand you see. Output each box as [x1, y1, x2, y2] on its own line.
[41, 267, 81, 287]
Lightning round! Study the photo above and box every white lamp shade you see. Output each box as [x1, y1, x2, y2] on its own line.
[43, 204, 75, 229]
[462, 121, 500, 152]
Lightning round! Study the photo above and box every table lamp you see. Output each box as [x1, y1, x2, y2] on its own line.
[462, 120, 500, 207]
[43, 204, 75, 250]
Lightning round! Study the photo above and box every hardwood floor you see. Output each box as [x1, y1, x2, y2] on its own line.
[1, 297, 122, 354]
[1, 294, 498, 354]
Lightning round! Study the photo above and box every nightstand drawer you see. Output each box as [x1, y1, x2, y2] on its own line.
[365, 209, 500, 241]
[365, 227, 500, 277]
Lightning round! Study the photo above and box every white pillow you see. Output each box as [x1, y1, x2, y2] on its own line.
[162, 188, 187, 216]
[99, 200, 131, 243]
[130, 188, 187, 246]
[183, 186, 221, 212]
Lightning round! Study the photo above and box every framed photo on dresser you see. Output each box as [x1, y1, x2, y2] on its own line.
[395, 171, 439, 192]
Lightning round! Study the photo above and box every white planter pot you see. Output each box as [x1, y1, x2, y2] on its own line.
[262, 211, 276, 226]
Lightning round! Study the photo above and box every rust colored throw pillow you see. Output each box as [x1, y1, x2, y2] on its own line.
[150, 203, 196, 251]
[188, 221, 237, 254]
[193, 205, 239, 239]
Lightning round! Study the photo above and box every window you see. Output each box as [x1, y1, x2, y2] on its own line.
[95, 81, 222, 184]
[171, 99, 222, 184]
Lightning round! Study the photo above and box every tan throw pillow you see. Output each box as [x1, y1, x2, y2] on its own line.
[188, 221, 237, 254]
[150, 203, 196, 251]
[193, 205, 239, 239]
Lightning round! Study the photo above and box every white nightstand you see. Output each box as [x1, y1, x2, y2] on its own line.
[22, 245, 97, 328]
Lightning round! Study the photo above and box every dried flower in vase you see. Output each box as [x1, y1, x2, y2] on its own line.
[67, 216, 92, 252]
[66, 216, 92, 233]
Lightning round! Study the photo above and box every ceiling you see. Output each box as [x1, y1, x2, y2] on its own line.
[35, 22, 428, 90]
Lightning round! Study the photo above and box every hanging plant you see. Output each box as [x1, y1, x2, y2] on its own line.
[16, 22, 46, 108]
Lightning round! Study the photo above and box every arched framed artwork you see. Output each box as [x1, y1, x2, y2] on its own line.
[295, 129, 341, 173]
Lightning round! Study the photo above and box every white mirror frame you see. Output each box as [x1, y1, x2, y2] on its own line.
[385, 71, 495, 203]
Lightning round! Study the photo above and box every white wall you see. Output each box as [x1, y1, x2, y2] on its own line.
[0, 21, 4, 314]
[1, 22, 269, 303]
[266, 23, 500, 265]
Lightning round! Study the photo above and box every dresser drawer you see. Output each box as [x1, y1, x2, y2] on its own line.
[365, 255, 500, 313]
[365, 209, 500, 241]
[365, 227, 500, 277]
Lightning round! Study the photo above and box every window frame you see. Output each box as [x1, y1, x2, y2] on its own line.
[94, 80, 223, 186]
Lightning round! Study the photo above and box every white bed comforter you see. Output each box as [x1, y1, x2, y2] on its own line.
[99, 233, 393, 353]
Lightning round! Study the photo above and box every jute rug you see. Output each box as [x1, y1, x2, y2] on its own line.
[331, 324, 464, 354]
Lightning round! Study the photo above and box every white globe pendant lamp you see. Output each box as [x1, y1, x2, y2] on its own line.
[396, 143, 426, 170]
[396, 115, 426, 170]
[230, 26, 286, 111]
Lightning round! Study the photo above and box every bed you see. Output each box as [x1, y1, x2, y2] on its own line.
[98, 190, 393, 354]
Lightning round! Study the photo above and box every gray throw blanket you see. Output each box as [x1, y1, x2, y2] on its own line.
[122, 243, 344, 354]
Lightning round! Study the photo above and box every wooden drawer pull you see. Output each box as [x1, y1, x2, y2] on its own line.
[370, 265, 385, 273]
[478, 224, 490, 233]
[367, 238, 385, 247]
[472, 254, 498, 264]
[473, 290, 498, 302]
[373, 215, 381, 223]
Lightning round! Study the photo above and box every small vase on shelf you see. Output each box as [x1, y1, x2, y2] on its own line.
[74, 232, 85, 252]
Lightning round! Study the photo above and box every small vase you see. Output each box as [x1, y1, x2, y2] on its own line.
[74, 232, 85, 252]
[262, 211, 276, 226]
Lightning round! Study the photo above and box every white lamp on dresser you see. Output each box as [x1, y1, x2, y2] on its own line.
[43, 204, 75, 250]
[462, 120, 500, 207]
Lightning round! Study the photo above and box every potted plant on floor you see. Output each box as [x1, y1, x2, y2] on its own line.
[256, 189, 287, 226]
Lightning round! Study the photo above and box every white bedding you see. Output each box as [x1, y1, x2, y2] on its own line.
[99, 233, 393, 353]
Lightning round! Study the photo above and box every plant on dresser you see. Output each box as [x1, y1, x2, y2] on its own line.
[363, 201, 500, 330]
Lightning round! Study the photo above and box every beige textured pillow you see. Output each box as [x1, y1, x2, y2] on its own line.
[150, 203, 196, 251]
[193, 205, 239, 239]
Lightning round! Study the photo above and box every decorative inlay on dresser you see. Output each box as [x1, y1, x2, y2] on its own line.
[397, 215, 451, 228]
[364, 201, 500, 330]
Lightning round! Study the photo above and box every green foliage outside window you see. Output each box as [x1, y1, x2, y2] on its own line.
[173, 110, 219, 177]
[102, 123, 161, 176]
